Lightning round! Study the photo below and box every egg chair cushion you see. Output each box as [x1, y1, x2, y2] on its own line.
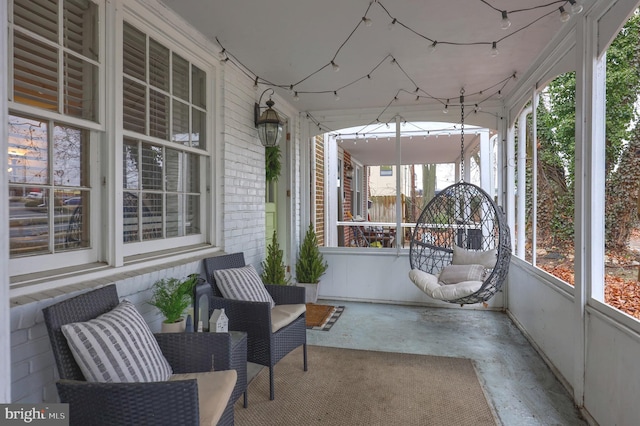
[438, 264, 485, 285]
[452, 245, 497, 269]
[409, 269, 483, 301]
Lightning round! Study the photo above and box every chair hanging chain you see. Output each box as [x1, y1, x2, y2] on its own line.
[460, 88, 465, 182]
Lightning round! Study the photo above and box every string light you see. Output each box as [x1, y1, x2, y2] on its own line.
[501, 11, 511, 30]
[559, 6, 570, 22]
[491, 41, 499, 57]
[217, 0, 557, 130]
[443, 100, 449, 114]
[569, 0, 583, 14]
[294, 92, 300, 101]
[334, 91, 340, 101]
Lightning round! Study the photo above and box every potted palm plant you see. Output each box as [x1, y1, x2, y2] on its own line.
[149, 274, 200, 332]
[295, 223, 329, 303]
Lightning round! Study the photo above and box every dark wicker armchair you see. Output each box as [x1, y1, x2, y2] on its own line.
[43, 284, 238, 426]
[199, 252, 307, 401]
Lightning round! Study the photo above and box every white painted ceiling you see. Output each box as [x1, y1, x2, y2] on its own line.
[159, 0, 575, 164]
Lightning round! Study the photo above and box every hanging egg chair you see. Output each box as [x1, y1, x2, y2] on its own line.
[408, 182, 511, 304]
[408, 90, 511, 305]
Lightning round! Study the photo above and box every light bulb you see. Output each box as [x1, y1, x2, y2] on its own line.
[293, 92, 299, 101]
[491, 41, 499, 57]
[443, 102, 449, 114]
[289, 85, 295, 95]
[497, 90, 503, 99]
[559, 6, 570, 22]
[388, 18, 397, 30]
[334, 91, 340, 101]
[362, 16, 372, 27]
[429, 41, 437, 54]
[569, 0, 583, 14]
[415, 95, 420, 102]
[501, 11, 511, 30]
[331, 61, 340, 72]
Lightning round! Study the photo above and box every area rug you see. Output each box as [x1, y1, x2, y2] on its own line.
[234, 345, 497, 426]
[305, 305, 344, 331]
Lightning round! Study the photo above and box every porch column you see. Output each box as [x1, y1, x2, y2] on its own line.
[506, 123, 516, 249]
[516, 105, 532, 259]
[479, 130, 492, 194]
[0, 0, 10, 402]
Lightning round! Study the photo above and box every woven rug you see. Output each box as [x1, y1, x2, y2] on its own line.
[306, 305, 344, 331]
[234, 346, 497, 426]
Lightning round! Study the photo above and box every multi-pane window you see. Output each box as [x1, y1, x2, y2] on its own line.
[8, 0, 98, 261]
[8, 114, 90, 256]
[12, 0, 99, 121]
[122, 22, 206, 243]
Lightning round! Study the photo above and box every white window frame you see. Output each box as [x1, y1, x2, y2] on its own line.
[8, 0, 105, 277]
[118, 14, 213, 259]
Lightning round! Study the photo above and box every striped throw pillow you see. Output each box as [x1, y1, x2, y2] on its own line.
[61, 300, 172, 383]
[214, 265, 276, 308]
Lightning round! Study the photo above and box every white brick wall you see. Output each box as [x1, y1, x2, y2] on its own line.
[221, 63, 266, 268]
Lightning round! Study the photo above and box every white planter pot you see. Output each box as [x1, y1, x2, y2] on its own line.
[161, 317, 186, 333]
[297, 282, 319, 304]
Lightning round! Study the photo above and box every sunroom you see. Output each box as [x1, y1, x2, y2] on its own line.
[2, 0, 640, 425]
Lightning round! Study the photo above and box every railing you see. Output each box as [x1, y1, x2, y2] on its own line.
[336, 221, 418, 248]
[335, 221, 485, 250]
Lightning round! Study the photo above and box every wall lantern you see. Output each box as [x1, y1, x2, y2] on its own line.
[254, 88, 283, 147]
[345, 164, 354, 179]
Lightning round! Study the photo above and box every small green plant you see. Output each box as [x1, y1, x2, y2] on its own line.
[295, 223, 328, 284]
[149, 274, 199, 323]
[261, 230, 289, 285]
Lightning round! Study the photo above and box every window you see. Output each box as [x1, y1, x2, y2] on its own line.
[121, 22, 207, 247]
[9, 114, 90, 257]
[8, 0, 99, 270]
[12, 0, 99, 121]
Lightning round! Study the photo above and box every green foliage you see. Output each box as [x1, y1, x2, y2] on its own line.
[265, 145, 282, 182]
[296, 223, 328, 284]
[261, 230, 289, 285]
[149, 274, 199, 323]
[536, 12, 640, 248]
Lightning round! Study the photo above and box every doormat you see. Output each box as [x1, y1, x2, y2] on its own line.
[306, 304, 344, 331]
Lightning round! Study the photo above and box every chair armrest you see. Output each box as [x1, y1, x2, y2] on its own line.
[57, 379, 199, 426]
[209, 296, 273, 339]
[155, 332, 232, 374]
[266, 284, 306, 305]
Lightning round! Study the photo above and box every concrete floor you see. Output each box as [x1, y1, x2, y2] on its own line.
[300, 300, 587, 426]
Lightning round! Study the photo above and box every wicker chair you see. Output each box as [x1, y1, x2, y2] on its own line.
[199, 252, 308, 401]
[43, 284, 238, 426]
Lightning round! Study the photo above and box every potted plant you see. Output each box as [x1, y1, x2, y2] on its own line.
[295, 223, 329, 303]
[260, 229, 290, 285]
[149, 274, 200, 332]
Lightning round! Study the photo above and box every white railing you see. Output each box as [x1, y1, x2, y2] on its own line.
[336, 221, 417, 248]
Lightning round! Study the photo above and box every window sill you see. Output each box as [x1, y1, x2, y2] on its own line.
[10, 244, 222, 302]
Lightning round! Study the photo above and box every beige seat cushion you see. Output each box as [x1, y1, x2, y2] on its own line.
[271, 303, 306, 333]
[170, 370, 237, 426]
[409, 269, 482, 301]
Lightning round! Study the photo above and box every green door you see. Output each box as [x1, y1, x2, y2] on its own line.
[266, 179, 277, 245]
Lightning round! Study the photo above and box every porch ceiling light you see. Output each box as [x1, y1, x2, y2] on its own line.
[254, 88, 283, 147]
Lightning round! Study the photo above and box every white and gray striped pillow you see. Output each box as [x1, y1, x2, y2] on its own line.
[61, 300, 172, 383]
[214, 265, 275, 308]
